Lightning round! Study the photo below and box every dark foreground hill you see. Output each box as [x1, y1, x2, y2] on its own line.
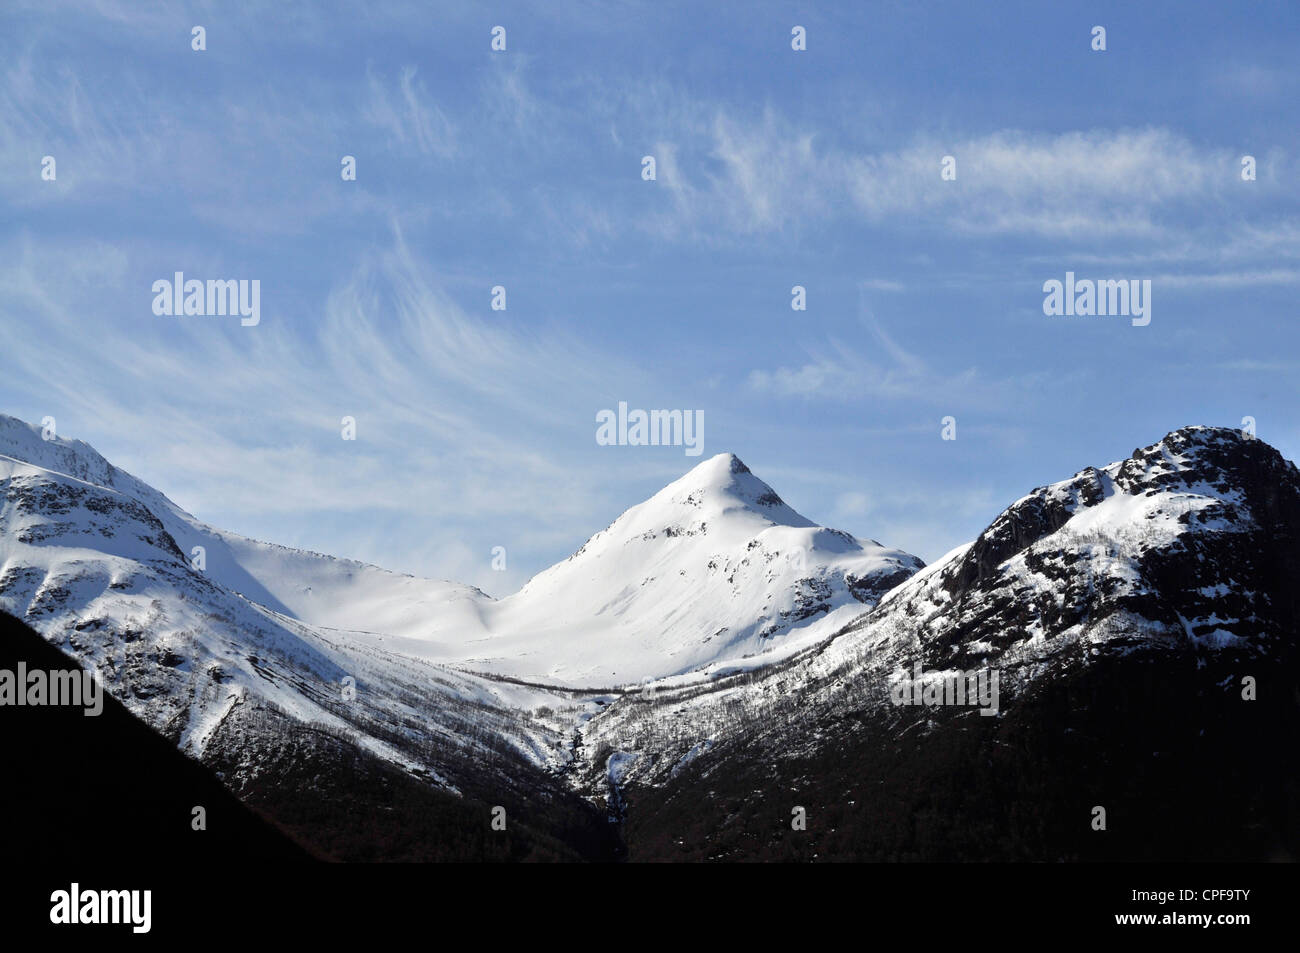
[0, 611, 616, 862]
[0, 610, 312, 862]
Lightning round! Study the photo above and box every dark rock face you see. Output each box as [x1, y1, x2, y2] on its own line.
[945, 475, 1095, 596]
[928, 427, 1300, 665]
[846, 565, 919, 603]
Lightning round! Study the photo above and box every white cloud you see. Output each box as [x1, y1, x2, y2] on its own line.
[643, 112, 1251, 241]
[0, 229, 656, 587]
[747, 314, 980, 405]
[833, 491, 870, 519]
[1153, 269, 1300, 289]
[364, 66, 458, 158]
[860, 278, 906, 292]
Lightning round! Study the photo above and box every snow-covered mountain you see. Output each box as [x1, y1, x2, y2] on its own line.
[0, 413, 918, 808]
[0, 415, 492, 641]
[586, 424, 1300, 769]
[0, 414, 582, 803]
[447, 451, 921, 684]
[573, 426, 1300, 859]
[3, 414, 1294, 861]
[0, 415, 921, 688]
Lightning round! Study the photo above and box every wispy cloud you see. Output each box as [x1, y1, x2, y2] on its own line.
[747, 302, 984, 405]
[1153, 269, 1300, 289]
[364, 66, 458, 158]
[0, 228, 655, 592]
[639, 110, 1267, 242]
[3, 1, 1297, 592]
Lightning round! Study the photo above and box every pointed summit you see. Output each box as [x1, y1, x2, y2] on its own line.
[638, 451, 815, 532]
[666, 451, 752, 493]
[487, 452, 922, 683]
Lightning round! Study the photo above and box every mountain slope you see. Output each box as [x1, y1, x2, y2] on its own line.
[465, 452, 922, 683]
[0, 416, 596, 806]
[0, 412, 919, 859]
[574, 427, 1300, 860]
[0, 415, 489, 636]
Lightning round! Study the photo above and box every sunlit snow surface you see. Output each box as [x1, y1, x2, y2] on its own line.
[0, 415, 918, 777]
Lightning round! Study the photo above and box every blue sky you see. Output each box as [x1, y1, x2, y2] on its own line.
[3, 0, 1298, 595]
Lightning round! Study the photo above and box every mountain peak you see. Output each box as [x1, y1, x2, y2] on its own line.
[660, 451, 809, 526]
[680, 451, 749, 482]
[938, 424, 1299, 600]
[0, 414, 128, 495]
[1144, 424, 1251, 458]
[1114, 424, 1297, 497]
[496, 450, 922, 681]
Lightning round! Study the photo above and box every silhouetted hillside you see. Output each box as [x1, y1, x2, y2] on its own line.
[0, 610, 313, 862]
